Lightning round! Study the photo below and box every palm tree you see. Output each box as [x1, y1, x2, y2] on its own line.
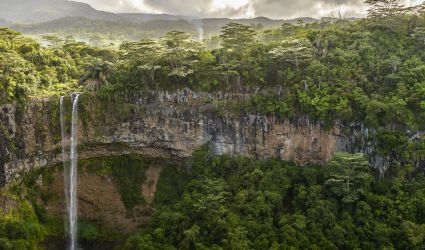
[79, 61, 113, 91]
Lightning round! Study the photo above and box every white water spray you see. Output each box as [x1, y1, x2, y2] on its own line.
[60, 94, 80, 250]
[191, 19, 204, 41]
[197, 23, 204, 41]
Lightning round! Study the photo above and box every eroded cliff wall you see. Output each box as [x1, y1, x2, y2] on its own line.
[0, 90, 392, 186]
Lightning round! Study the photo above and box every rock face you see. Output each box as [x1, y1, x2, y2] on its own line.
[43, 161, 161, 233]
[0, 90, 397, 186]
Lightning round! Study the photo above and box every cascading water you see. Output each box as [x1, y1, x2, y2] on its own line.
[69, 93, 80, 250]
[60, 97, 69, 213]
[60, 94, 80, 250]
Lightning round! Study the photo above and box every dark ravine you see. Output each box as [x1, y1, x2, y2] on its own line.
[0, 89, 423, 187]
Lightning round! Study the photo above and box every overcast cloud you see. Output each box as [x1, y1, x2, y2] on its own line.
[75, 0, 424, 19]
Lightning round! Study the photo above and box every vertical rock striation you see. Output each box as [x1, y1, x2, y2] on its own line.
[0, 90, 423, 186]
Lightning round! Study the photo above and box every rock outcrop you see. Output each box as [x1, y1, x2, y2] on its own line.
[0, 89, 417, 186]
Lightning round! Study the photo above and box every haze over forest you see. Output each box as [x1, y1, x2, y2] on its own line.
[0, 0, 328, 43]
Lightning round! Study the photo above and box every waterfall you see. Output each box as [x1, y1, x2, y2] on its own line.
[60, 94, 80, 250]
[59, 97, 69, 214]
[69, 93, 80, 250]
[190, 19, 203, 41]
[197, 24, 204, 41]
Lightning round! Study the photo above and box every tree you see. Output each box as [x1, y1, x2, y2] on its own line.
[79, 61, 113, 91]
[0, 27, 20, 48]
[163, 31, 191, 48]
[411, 27, 425, 45]
[365, 0, 406, 18]
[183, 178, 229, 217]
[161, 31, 200, 80]
[120, 39, 165, 84]
[214, 62, 240, 86]
[331, 0, 348, 19]
[218, 24, 262, 88]
[401, 221, 425, 247]
[419, 2, 425, 14]
[0, 52, 34, 101]
[220, 23, 256, 54]
[325, 153, 372, 203]
[41, 34, 64, 48]
[269, 38, 313, 69]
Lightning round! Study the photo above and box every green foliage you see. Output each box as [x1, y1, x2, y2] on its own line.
[269, 38, 313, 68]
[365, 0, 406, 18]
[0, 28, 117, 103]
[118, 148, 425, 249]
[154, 163, 190, 207]
[220, 23, 257, 54]
[119, 232, 176, 250]
[0, 170, 57, 249]
[4, 13, 425, 130]
[97, 12, 425, 129]
[370, 131, 425, 176]
[81, 156, 149, 210]
[325, 153, 372, 202]
[78, 220, 101, 241]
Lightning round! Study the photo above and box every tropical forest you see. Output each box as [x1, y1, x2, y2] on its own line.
[1, 0, 425, 249]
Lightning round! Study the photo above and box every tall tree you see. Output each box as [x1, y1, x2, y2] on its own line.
[163, 30, 191, 48]
[80, 61, 113, 91]
[325, 153, 372, 203]
[365, 0, 406, 18]
[120, 39, 165, 84]
[220, 23, 256, 54]
[269, 38, 313, 69]
[162, 31, 200, 79]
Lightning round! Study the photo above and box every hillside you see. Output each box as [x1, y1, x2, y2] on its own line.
[0, 0, 318, 40]
[8, 14, 317, 41]
[0, 0, 122, 23]
[10, 16, 298, 40]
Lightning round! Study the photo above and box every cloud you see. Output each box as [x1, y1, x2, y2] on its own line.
[74, 0, 158, 13]
[141, 0, 255, 18]
[74, 0, 424, 19]
[251, 0, 368, 19]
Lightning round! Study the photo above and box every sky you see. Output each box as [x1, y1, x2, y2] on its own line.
[75, 0, 425, 19]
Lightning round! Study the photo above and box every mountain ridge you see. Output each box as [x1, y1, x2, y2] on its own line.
[0, 0, 321, 41]
[0, 0, 124, 23]
[0, 0, 319, 25]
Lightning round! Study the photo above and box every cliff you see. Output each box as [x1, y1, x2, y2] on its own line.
[0, 89, 420, 186]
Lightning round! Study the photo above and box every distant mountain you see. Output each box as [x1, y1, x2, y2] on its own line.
[200, 17, 315, 34]
[0, 0, 320, 41]
[0, 0, 195, 24]
[0, 0, 123, 24]
[117, 13, 189, 23]
[10, 16, 314, 40]
[0, 0, 319, 26]
[10, 17, 197, 40]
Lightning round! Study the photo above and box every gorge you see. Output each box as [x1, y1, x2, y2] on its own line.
[1, 89, 424, 248]
[1, 2, 425, 248]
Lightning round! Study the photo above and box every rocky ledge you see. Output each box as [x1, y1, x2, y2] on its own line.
[0, 89, 421, 186]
